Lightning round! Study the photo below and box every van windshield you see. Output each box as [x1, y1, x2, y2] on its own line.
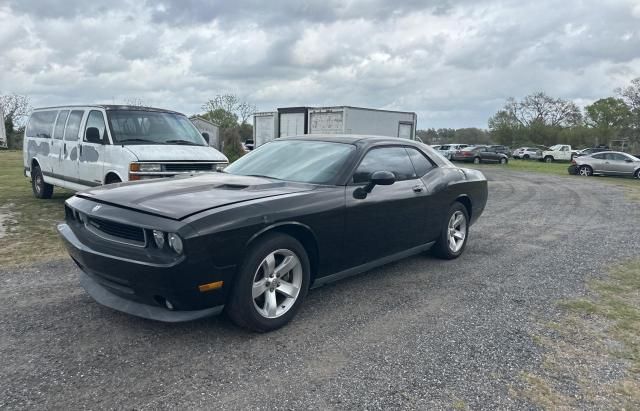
[106, 110, 206, 145]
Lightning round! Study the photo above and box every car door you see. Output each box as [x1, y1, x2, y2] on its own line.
[588, 153, 607, 173]
[605, 153, 634, 175]
[344, 146, 428, 267]
[61, 110, 85, 185]
[79, 110, 108, 186]
[50, 110, 69, 179]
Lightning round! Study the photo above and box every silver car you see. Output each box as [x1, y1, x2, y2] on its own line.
[573, 151, 640, 178]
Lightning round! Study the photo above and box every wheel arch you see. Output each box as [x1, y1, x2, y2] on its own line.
[30, 157, 41, 171]
[104, 171, 123, 184]
[454, 195, 472, 221]
[246, 222, 320, 283]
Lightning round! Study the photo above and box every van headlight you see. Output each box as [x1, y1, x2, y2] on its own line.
[168, 233, 183, 254]
[139, 163, 162, 172]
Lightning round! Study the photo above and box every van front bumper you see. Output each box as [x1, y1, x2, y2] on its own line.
[58, 222, 231, 322]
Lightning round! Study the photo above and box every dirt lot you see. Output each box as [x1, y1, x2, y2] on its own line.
[1, 168, 639, 409]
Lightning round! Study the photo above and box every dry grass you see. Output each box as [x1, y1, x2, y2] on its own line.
[519, 261, 640, 409]
[0, 150, 73, 267]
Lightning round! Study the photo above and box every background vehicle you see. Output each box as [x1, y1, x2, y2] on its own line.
[541, 144, 572, 162]
[243, 139, 255, 151]
[451, 145, 509, 164]
[430, 144, 441, 150]
[58, 135, 488, 332]
[23, 105, 228, 199]
[512, 147, 543, 159]
[571, 151, 640, 177]
[253, 106, 418, 148]
[438, 143, 469, 159]
[487, 145, 510, 156]
[573, 147, 609, 157]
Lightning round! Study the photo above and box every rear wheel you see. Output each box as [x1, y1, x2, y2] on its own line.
[432, 202, 469, 259]
[579, 165, 593, 177]
[473, 157, 481, 164]
[523, 154, 530, 159]
[31, 165, 53, 199]
[226, 233, 310, 332]
[499, 158, 507, 164]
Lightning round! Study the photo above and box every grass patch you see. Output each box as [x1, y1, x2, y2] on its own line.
[519, 260, 640, 409]
[0, 150, 73, 267]
[467, 158, 640, 201]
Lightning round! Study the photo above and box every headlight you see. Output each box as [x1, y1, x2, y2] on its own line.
[152, 230, 165, 248]
[168, 233, 183, 254]
[216, 163, 228, 172]
[139, 163, 162, 172]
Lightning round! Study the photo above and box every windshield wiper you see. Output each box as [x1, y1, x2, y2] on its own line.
[246, 174, 282, 180]
[165, 139, 201, 146]
[117, 138, 157, 144]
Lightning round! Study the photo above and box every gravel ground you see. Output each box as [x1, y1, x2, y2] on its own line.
[1, 169, 639, 410]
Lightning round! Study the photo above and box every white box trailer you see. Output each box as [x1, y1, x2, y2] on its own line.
[253, 105, 417, 148]
[253, 111, 278, 147]
[0, 106, 7, 149]
[308, 106, 416, 140]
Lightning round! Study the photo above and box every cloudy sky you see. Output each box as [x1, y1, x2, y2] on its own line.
[1, 0, 640, 128]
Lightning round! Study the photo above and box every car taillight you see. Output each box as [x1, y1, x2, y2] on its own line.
[571, 159, 576, 165]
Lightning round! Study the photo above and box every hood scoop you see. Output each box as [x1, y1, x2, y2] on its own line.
[217, 183, 249, 190]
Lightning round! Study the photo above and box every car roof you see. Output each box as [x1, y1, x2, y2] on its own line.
[32, 105, 182, 115]
[281, 134, 424, 148]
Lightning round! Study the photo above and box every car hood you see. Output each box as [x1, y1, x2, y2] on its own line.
[77, 173, 316, 220]
[124, 145, 228, 162]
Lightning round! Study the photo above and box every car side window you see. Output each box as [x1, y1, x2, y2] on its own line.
[84, 110, 107, 143]
[592, 153, 606, 160]
[607, 153, 626, 161]
[53, 110, 70, 140]
[405, 147, 435, 177]
[64, 110, 84, 141]
[353, 147, 417, 184]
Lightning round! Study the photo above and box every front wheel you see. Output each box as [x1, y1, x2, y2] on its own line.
[226, 233, 310, 332]
[432, 202, 469, 259]
[499, 158, 507, 164]
[473, 157, 481, 164]
[634, 169, 640, 179]
[579, 165, 593, 177]
[523, 154, 530, 159]
[544, 156, 554, 163]
[31, 165, 53, 199]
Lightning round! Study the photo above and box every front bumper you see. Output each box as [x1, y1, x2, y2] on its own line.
[568, 165, 578, 175]
[58, 222, 233, 322]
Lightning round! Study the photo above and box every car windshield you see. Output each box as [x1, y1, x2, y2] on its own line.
[106, 110, 206, 145]
[225, 140, 356, 184]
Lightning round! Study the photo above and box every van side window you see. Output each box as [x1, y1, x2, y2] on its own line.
[53, 110, 70, 140]
[26, 111, 57, 138]
[85, 111, 107, 143]
[64, 111, 84, 141]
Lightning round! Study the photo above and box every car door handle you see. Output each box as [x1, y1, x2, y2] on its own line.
[63, 143, 67, 156]
[412, 185, 424, 193]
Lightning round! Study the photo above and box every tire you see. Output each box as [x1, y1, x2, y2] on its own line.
[432, 202, 470, 260]
[499, 158, 507, 164]
[473, 157, 481, 164]
[544, 156, 554, 163]
[578, 165, 593, 177]
[634, 169, 640, 179]
[226, 233, 310, 332]
[31, 165, 53, 199]
[523, 154, 530, 159]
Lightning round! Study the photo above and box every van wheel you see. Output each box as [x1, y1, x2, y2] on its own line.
[226, 233, 310, 332]
[31, 165, 53, 199]
[105, 174, 122, 184]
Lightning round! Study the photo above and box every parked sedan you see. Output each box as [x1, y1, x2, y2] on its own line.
[438, 144, 469, 159]
[488, 145, 511, 156]
[451, 146, 509, 164]
[58, 136, 488, 332]
[570, 151, 640, 178]
[512, 147, 542, 159]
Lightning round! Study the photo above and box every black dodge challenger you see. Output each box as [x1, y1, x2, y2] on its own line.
[58, 136, 488, 331]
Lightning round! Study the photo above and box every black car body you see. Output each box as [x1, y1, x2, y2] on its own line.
[451, 146, 509, 164]
[58, 136, 488, 331]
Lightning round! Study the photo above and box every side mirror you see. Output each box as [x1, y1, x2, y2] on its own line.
[85, 127, 103, 144]
[202, 132, 210, 144]
[354, 170, 396, 199]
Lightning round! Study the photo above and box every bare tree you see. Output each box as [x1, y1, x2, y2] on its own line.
[202, 94, 257, 126]
[0, 93, 32, 129]
[499, 92, 582, 128]
[123, 97, 147, 107]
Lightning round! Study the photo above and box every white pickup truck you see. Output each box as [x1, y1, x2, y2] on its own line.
[541, 144, 572, 163]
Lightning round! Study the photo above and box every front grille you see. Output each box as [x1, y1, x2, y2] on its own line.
[163, 163, 214, 172]
[86, 216, 145, 244]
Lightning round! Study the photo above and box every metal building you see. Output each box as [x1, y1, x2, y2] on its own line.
[189, 115, 220, 150]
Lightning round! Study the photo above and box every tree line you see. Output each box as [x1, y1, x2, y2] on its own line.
[417, 77, 640, 152]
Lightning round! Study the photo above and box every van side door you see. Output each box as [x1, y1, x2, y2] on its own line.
[61, 110, 85, 186]
[50, 110, 69, 179]
[25, 110, 57, 175]
[78, 110, 108, 187]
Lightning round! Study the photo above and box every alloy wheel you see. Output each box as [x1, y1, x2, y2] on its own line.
[252, 249, 303, 319]
[579, 166, 592, 176]
[447, 211, 467, 253]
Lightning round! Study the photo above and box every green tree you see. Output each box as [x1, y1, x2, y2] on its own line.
[205, 108, 238, 129]
[585, 97, 631, 141]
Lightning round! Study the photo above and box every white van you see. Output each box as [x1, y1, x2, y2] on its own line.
[23, 105, 228, 198]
